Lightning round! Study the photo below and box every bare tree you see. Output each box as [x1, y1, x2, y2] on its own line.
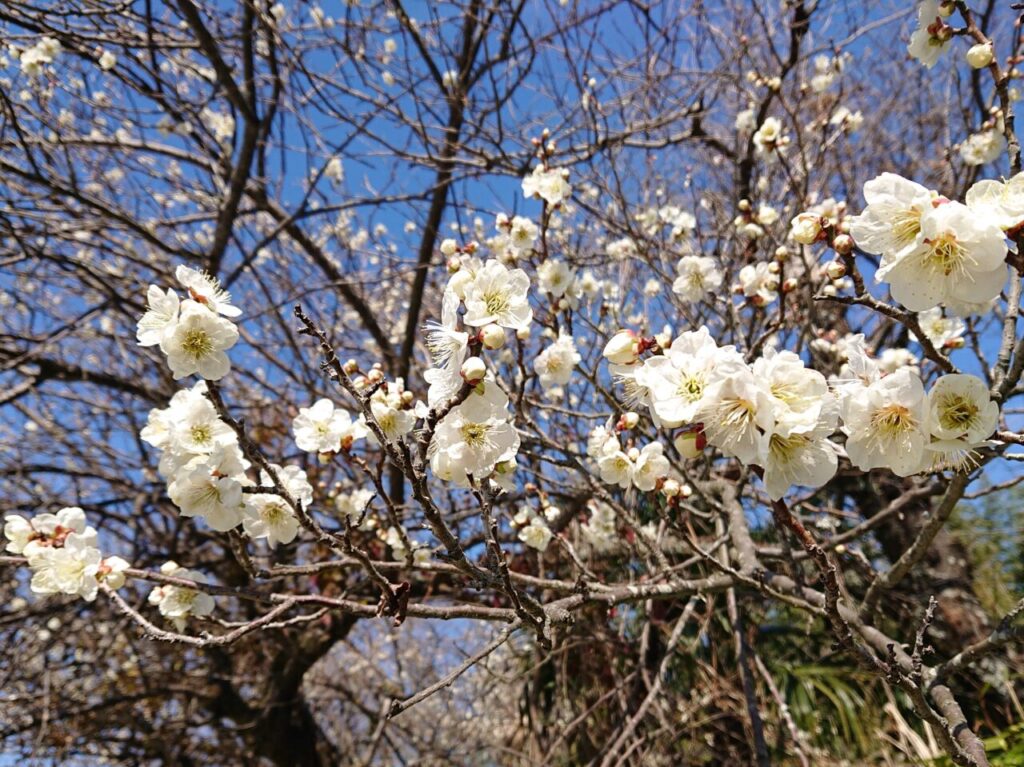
[2, 1, 1024, 765]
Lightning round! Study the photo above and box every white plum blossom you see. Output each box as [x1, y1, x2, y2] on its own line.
[927, 374, 998, 444]
[753, 116, 786, 153]
[534, 334, 581, 390]
[336, 488, 376, 524]
[27, 535, 104, 601]
[672, 255, 723, 303]
[841, 367, 929, 477]
[908, 0, 952, 68]
[429, 378, 519, 486]
[140, 382, 235, 478]
[597, 449, 634, 489]
[518, 516, 553, 551]
[537, 259, 575, 298]
[581, 500, 618, 550]
[5, 508, 128, 602]
[913, 308, 966, 349]
[874, 201, 1007, 312]
[878, 348, 919, 375]
[463, 260, 533, 330]
[5, 506, 95, 555]
[960, 129, 1006, 166]
[638, 327, 741, 428]
[325, 157, 344, 183]
[175, 265, 241, 318]
[160, 301, 239, 380]
[737, 262, 779, 305]
[587, 425, 620, 459]
[293, 398, 366, 453]
[136, 286, 180, 346]
[169, 394, 236, 457]
[148, 561, 216, 630]
[696, 361, 774, 465]
[167, 445, 249, 531]
[507, 216, 538, 255]
[924, 374, 999, 471]
[966, 173, 1024, 231]
[632, 442, 669, 492]
[522, 164, 572, 206]
[368, 384, 417, 443]
[603, 330, 640, 366]
[848, 173, 935, 263]
[243, 465, 311, 547]
[759, 422, 839, 501]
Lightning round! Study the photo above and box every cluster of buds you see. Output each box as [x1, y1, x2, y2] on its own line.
[531, 127, 556, 159]
[733, 198, 781, 239]
[745, 69, 782, 91]
[345, 360, 387, 392]
[659, 477, 694, 503]
[441, 238, 479, 270]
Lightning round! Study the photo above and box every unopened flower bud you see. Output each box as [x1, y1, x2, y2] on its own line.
[946, 337, 966, 349]
[781, 277, 799, 293]
[627, 447, 640, 462]
[967, 42, 994, 69]
[737, 198, 751, 212]
[674, 431, 705, 459]
[790, 212, 823, 245]
[767, 261, 781, 274]
[439, 238, 458, 257]
[938, 1, 955, 17]
[832, 233, 855, 256]
[622, 411, 640, 429]
[774, 245, 790, 261]
[446, 256, 462, 273]
[366, 368, 384, 384]
[480, 324, 505, 350]
[460, 356, 486, 384]
[343, 359, 359, 375]
[516, 326, 531, 341]
[825, 260, 847, 281]
[401, 390, 415, 405]
[448, 269, 472, 299]
[662, 478, 681, 497]
[602, 329, 639, 365]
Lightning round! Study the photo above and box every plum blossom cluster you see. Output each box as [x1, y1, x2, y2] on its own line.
[848, 172, 1021, 313]
[136, 265, 241, 380]
[602, 326, 1001, 500]
[148, 562, 216, 630]
[835, 339, 999, 476]
[3, 507, 128, 602]
[15, 36, 61, 77]
[422, 257, 528, 488]
[141, 380, 313, 545]
[589, 428, 671, 494]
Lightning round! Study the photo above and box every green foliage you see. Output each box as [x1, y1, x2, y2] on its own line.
[930, 722, 1024, 767]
